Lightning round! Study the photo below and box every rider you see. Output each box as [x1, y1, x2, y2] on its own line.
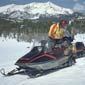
[47, 20, 73, 52]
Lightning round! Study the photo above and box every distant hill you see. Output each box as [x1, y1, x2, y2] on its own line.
[0, 1, 73, 20]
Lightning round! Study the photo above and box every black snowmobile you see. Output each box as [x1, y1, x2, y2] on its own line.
[75, 42, 85, 58]
[0, 40, 75, 77]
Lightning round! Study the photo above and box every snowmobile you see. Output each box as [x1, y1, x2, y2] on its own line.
[0, 40, 75, 77]
[75, 42, 85, 58]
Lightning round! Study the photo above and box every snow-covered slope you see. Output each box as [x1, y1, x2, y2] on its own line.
[0, 34, 85, 85]
[0, 53, 85, 85]
[0, 1, 73, 19]
[73, 33, 85, 45]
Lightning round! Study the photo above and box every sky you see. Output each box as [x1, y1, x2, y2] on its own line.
[0, 0, 85, 12]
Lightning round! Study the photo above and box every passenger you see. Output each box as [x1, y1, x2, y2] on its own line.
[60, 20, 73, 45]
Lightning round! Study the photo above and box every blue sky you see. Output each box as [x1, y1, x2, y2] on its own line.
[0, 0, 85, 11]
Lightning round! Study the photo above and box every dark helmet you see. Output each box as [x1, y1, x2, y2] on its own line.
[60, 20, 68, 28]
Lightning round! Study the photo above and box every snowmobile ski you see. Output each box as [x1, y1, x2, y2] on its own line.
[0, 67, 23, 76]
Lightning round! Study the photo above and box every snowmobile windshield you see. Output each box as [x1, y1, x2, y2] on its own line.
[18, 46, 43, 60]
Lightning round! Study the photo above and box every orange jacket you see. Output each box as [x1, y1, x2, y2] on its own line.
[48, 23, 64, 39]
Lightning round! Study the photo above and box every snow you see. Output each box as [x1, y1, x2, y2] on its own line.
[0, 34, 85, 85]
[0, 4, 24, 14]
[0, 1, 73, 19]
[73, 33, 85, 45]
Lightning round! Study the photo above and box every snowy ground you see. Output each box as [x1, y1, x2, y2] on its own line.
[0, 57, 85, 85]
[0, 34, 85, 85]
